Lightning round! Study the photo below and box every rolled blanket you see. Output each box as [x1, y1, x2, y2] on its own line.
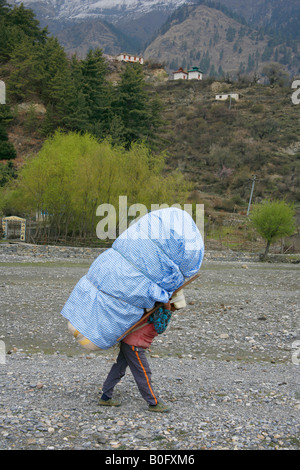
[61, 207, 204, 349]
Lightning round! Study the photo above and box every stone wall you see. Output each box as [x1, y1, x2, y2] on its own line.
[0, 242, 104, 260]
[0, 242, 299, 263]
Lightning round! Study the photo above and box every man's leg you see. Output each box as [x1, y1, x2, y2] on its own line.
[100, 346, 128, 404]
[121, 342, 159, 406]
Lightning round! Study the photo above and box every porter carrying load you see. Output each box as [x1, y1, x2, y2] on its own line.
[61, 207, 204, 350]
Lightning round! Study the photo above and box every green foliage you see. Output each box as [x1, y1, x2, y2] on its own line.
[0, 2, 47, 63]
[112, 63, 159, 148]
[250, 200, 296, 257]
[7, 36, 69, 102]
[153, 75, 300, 202]
[4, 131, 190, 241]
[0, 104, 16, 161]
[1, 2, 164, 150]
[80, 49, 112, 138]
[199, 51, 211, 74]
[23, 104, 39, 134]
[0, 160, 17, 187]
[0, 140, 16, 160]
[261, 63, 290, 87]
[226, 26, 236, 43]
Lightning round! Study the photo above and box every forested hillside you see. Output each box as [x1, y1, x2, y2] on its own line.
[215, 0, 300, 41]
[151, 77, 299, 206]
[0, 2, 161, 142]
[144, 2, 300, 76]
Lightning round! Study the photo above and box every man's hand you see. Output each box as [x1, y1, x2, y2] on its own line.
[163, 301, 175, 312]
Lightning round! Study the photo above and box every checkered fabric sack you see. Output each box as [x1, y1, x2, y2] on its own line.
[61, 207, 204, 350]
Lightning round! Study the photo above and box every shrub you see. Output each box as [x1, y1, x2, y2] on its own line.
[250, 200, 296, 258]
[0, 141, 17, 160]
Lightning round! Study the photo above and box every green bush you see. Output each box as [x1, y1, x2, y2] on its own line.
[250, 200, 296, 258]
[3, 131, 192, 240]
[0, 141, 17, 160]
[251, 103, 264, 113]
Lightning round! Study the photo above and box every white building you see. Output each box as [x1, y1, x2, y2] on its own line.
[173, 67, 188, 80]
[173, 66, 203, 81]
[117, 53, 144, 64]
[215, 93, 239, 101]
[187, 66, 203, 80]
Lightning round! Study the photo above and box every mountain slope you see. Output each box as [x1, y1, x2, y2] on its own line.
[12, 0, 186, 22]
[144, 3, 299, 76]
[11, 0, 300, 70]
[212, 0, 300, 39]
[53, 19, 123, 57]
[147, 78, 300, 205]
[11, 0, 187, 50]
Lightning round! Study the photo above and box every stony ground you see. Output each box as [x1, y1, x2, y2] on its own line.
[0, 252, 299, 451]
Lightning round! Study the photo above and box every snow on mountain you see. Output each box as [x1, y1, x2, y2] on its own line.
[12, 0, 188, 22]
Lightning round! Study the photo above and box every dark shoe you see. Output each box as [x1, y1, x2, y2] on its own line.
[99, 398, 121, 407]
[148, 402, 171, 413]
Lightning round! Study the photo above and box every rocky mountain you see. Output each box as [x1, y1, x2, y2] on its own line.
[10, 0, 300, 72]
[11, 0, 187, 55]
[144, 2, 300, 76]
[11, 0, 186, 22]
[212, 0, 300, 39]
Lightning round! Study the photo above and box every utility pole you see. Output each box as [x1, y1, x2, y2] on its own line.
[247, 175, 256, 216]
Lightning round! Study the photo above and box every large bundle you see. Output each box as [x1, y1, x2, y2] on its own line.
[61, 207, 204, 349]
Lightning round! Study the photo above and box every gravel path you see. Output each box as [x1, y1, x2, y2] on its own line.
[0, 253, 299, 450]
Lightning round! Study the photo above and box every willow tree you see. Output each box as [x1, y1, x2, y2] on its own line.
[3, 131, 191, 242]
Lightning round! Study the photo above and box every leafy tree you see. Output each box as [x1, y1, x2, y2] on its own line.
[40, 104, 57, 137]
[0, 9, 10, 62]
[0, 160, 17, 187]
[226, 26, 236, 42]
[0, 104, 16, 160]
[8, 39, 45, 101]
[112, 63, 160, 148]
[262, 63, 290, 87]
[7, 3, 47, 43]
[64, 91, 90, 133]
[200, 51, 211, 74]
[23, 103, 38, 134]
[0, 2, 47, 63]
[147, 94, 164, 150]
[0, 141, 16, 160]
[46, 65, 89, 132]
[80, 49, 112, 138]
[8, 35, 69, 103]
[39, 36, 69, 102]
[2, 1, 164, 147]
[4, 131, 190, 241]
[109, 115, 127, 147]
[0, 0, 9, 13]
[250, 200, 296, 259]
[261, 44, 274, 61]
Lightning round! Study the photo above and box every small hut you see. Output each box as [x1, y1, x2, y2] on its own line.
[2, 216, 26, 241]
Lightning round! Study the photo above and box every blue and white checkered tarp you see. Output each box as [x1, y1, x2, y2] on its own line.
[61, 207, 204, 349]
